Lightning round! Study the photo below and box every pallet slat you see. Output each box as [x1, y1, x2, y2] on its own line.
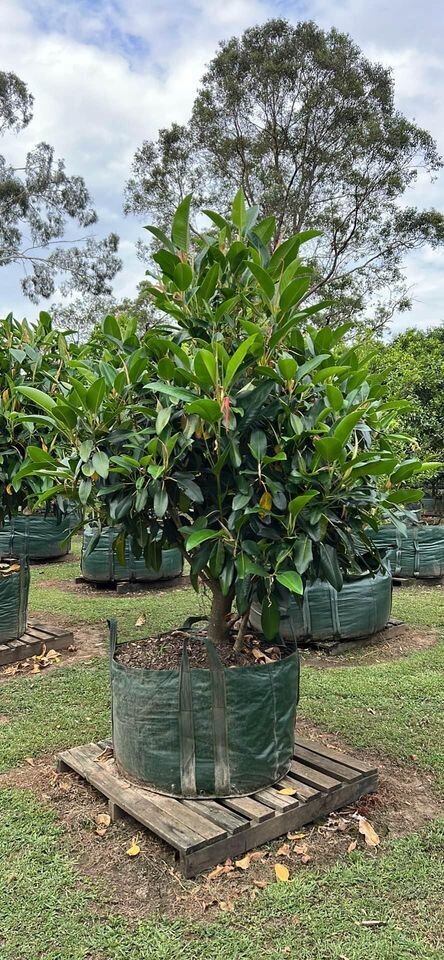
[0, 620, 73, 667]
[56, 737, 378, 877]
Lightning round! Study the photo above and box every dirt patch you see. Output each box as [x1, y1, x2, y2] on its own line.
[1, 720, 442, 922]
[0, 618, 106, 682]
[300, 623, 440, 669]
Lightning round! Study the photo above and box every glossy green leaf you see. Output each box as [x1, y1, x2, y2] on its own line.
[288, 491, 319, 518]
[231, 189, 247, 231]
[319, 543, 343, 591]
[194, 349, 217, 389]
[186, 529, 222, 551]
[261, 595, 280, 641]
[246, 261, 275, 300]
[171, 194, 192, 251]
[223, 333, 260, 390]
[92, 451, 109, 479]
[275, 570, 303, 594]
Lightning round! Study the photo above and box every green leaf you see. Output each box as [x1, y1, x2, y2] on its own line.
[384, 488, 423, 504]
[79, 478, 92, 506]
[26, 446, 54, 463]
[288, 492, 319, 518]
[295, 355, 330, 382]
[325, 384, 343, 411]
[186, 398, 221, 423]
[261, 595, 280, 641]
[275, 570, 303, 595]
[15, 386, 56, 413]
[203, 209, 231, 231]
[246, 261, 275, 301]
[253, 216, 275, 244]
[174, 262, 193, 291]
[156, 406, 172, 434]
[176, 476, 204, 503]
[249, 429, 267, 461]
[231, 189, 247, 231]
[279, 275, 311, 311]
[154, 486, 168, 518]
[144, 224, 175, 252]
[86, 378, 106, 414]
[278, 357, 298, 381]
[315, 437, 343, 461]
[194, 349, 217, 389]
[185, 529, 221, 551]
[293, 537, 313, 575]
[171, 194, 192, 251]
[197, 263, 220, 301]
[79, 440, 93, 463]
[145, 382, 196, 403]
[333, 409, 364, 445]
[223, 333, 260, 390]
[103, 314, 121, 339]
[220, 557, 234, 596]
[390, 459, 423, 484]
[319, 543, 343, 591]
[92, 451, 109, 479]
[313, 366, 350, 384]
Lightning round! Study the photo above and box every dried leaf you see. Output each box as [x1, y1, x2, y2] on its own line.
[347, 840, 357, 854]
[287, 831, 305, 841]
[336, 817, 348, 832]
[300, 854, 311, 864]
[219, 900, 234, 912]
[276, 844, 290, 857]
[126, 839, 141, 857]
[96, 827, 108, 837]
[96, 813, 111, 827]
[135, 614, 146, 627]
[207, 863, 234, 880]
[294, 844, 308, 856]
[94, 747, 113, 764]
[235, 854, 252, 870]
[278, 787, 297, 796]
[24, 757, 35, 766]
[249, 851, 264, 863]
[251, 648, 273, 663]
[253, 879, 267, 889]
[274, 864, 290, 882]
[358, 816, 380, 848]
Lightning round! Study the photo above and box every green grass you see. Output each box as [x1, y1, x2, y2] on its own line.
[1, 787, 443, 960]
[2, 571, 444, 958]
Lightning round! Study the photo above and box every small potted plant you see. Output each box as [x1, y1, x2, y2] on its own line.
[14, 192, 424, 796]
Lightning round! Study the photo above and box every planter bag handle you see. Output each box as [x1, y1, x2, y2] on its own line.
[108, 618, 118, 744]
[178, 625, 231, 798]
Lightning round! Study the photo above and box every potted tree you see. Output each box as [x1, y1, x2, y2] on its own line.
[14, 192, 423, 797]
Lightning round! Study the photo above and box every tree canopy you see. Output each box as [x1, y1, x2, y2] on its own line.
[125, 19, 444, 331]
[0, 70, 121, 303]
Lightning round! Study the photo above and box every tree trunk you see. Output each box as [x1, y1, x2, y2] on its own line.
[208, 583, 234, 646]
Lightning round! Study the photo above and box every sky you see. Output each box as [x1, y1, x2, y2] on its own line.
[1, 0, 444, 335]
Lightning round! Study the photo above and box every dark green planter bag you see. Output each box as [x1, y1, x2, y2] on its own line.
[0, 514, 72, 560]
[81, 526, 183, 583]
[109, 620, 300, 798]
[250, 571, 392, 643]
[0, 558, 29, 643]
[370, 525, 444, 578]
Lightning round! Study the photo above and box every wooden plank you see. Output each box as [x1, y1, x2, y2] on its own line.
[254, 787, 299, 811]
[293, 744, 361, 783]
[181, 799, 249, 836]
[142, 791, 228, 844]
[57, 743, 219, 854]
[182, 771, 378, 877]
[294, 736, 377, 775]
[278, 775, 320, 801]
[222, 795, 275, 822]
[289, 760, 341, 792]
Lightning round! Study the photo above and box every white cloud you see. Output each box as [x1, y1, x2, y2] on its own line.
[1, 0, 443, 334]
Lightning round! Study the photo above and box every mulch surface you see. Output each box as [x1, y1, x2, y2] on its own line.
[1, 720, 442, 922]
[114, 622, 289, 670]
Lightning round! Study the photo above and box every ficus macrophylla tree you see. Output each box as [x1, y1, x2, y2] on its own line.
[13, 192, 435, 650]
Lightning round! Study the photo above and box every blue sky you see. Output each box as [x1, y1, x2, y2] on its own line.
[1, 0, 444, 333]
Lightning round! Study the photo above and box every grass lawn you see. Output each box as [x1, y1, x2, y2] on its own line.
[0, 550, 443, 959]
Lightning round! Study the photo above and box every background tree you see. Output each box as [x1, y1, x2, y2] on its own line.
[0, 70, 122, 303]
[125, 19, 444, 331]
[371, 325, 444, 487]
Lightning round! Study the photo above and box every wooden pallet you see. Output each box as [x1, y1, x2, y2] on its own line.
[305, 618, 404, 655]
[74, 574, 187, 594]
[56, 736, 377, 878]
[0, 620, 73, 667]
[393, 576, 444, 588]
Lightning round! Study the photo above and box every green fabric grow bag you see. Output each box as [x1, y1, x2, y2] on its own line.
[0, 559, 29, 643]
[81, 526, 183, 583]
[250, 571, 392, 643]
[370, 524, 444, 578]
[109, 620, 300, 798]
[0, 514, 72, 560]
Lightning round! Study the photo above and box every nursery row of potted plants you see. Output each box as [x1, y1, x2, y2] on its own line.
[0, 192, 441, 798]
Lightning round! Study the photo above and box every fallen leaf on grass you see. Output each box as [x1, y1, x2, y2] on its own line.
[135, 614, 146, 627]
[235, 855, 252, 870]
[300, 855, 311, 864]
[294, 844, 308, 856]
[347, 840, 357, 854]
[95, 813, 111, 827]
[219, 900, 234, 912]
[287, 832, 305, 841]
[358, 816, 380, 848]
[274, 864, 290, 882]
[126, 839, 141, 857]
[253, 879, 267, 889]
[96, 827, 108, 837]
[24, 757, 35, 766]
[276, 844, 290, 857]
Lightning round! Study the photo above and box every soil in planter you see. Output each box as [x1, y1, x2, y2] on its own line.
[114, 622, 289, 670]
